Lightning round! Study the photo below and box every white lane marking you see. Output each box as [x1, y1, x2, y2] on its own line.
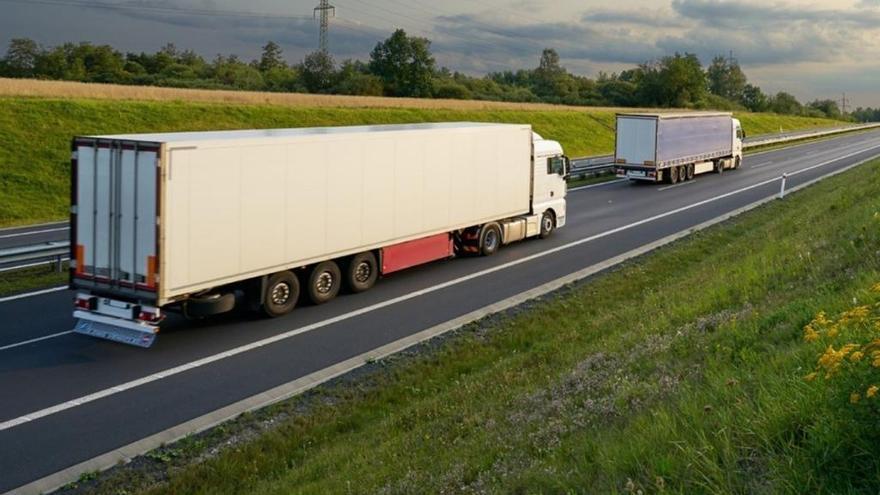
[658, 180, 698, 192]
[0, 331, 74, 351]
[752, 160, 774, 169]
[0, 221, 67, 233]
[0, 286, 68, 304]
[2, 143, 879, 432]
[568, 178, 627, 191]
[0, 227, 69, 240]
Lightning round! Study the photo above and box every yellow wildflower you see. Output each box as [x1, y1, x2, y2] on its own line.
[851, 392, 861, 404]
[850, 351, 864, 363]
[840, 306, 870, 325]
[828, 324, 840, 338]
[867, 385, 879, 398]
[803, 325, 819, 343]
[804, 372, 818, 382]
[871, 282, 880, 293]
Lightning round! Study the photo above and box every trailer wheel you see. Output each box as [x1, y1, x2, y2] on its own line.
[307, 261, 341, 304]
[539, 211, 555, 239]
[678, 165, 687, 181]
[686, 163, 695, 181]
[480, 223, 502, 256]
[185, 292, 236, 318]
[262, 271, 300, 318]
[345, 252, 378, 293]
[669, 166, 679, 184]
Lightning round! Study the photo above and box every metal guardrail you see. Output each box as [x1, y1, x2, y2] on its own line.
[567, 122, 880, 179]
[0, 241, 69, 272]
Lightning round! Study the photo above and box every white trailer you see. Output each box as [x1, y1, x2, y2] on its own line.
[69, 122, 569, 347]
[614, 112, 744, 183]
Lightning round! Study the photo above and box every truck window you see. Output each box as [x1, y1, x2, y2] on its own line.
[736, 127, 744, 140]
[547, 156, 565, 176]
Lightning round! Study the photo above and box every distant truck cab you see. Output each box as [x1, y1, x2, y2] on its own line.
[69, 123, 569, 347]
[614, 112, 744, 183]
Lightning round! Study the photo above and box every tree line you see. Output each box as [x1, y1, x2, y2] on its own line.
[1, 30, 874, 121]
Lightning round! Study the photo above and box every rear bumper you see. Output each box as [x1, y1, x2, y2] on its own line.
[615, 166, 660, 182]
[73, 309, 160, 348]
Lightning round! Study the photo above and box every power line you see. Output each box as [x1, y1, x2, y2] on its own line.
[0, 0, 311, 20]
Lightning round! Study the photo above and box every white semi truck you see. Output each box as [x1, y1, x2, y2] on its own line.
[69, 122, 569, 347]
[614, 112, 744, 183]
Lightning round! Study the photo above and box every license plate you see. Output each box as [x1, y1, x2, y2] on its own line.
[627, 170, 646, 178]
[74, 318, 158, 348]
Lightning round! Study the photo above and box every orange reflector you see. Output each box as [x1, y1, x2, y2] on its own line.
[75, 244, 85, 275]
[146, 255, 157, 287]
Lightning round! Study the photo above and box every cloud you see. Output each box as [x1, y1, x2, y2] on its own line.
[581, 9, 687, 28]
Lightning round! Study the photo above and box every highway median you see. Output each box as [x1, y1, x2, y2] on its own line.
[56, 156, 880, 494]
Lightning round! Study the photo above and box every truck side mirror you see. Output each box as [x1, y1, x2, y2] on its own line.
[564, 156, 571, 177]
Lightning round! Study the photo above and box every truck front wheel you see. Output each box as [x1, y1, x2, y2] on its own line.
[308, 261, 342, 304]
[715, 160, 724, 174]
[539, 211, 555, 239]
[345, 252, 378, 293]
[262, 271, 300, 318]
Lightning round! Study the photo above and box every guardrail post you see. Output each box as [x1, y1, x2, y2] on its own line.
[779, 173, 788, 199]
[56, 254, 63, 273]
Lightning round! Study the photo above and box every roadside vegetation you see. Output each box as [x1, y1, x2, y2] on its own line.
[0, 95, 842, 227]
[67, 159, 880, 494]
[0, 263, 66, 298]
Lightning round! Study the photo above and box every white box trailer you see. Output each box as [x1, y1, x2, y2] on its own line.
[70, 122, 569, 347]
[614, 112, 744, 183]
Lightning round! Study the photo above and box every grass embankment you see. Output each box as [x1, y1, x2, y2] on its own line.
[69, 159, 880, 494]
[0, 263, 66, 297]
[0, 94, 841, 228]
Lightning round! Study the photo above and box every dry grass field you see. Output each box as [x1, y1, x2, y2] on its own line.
[0, 77, 637, 112]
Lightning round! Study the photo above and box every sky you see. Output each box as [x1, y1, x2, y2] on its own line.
[2, 0, 879, 107]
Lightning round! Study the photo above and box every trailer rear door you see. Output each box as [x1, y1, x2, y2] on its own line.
[616, 116, 658, 165]
[72, 139, 160, 301]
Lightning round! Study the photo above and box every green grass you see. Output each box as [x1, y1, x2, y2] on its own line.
[0, 263, 66, 297]
[72, 158, 880, 495]
[0, 96, 842, 227]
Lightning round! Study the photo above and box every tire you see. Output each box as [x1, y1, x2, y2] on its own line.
[262, 271, 300, 318]
[715, 160, 724, 174]
[480, 223, 502, 256]
[669, 166, 679, 184]
[539, 211, 555, 239]
[307, 261, 341, 305]
[734, 157, 741, 170]
[345, 252, 378, 293]
[185, 292, 236, 318]
[687, 163, 695, 180]
[678, 165, 688, 181]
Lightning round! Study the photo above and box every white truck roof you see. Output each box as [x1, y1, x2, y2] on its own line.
[85, 122, 531, 144]
[618, 112, 733, 119]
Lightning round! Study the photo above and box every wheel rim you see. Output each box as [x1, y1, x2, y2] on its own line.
[543, 216, 553, 233]
[316, 272, 334, 294]
[485, 229, 498, 250]
[271, 282, 291, 305]
[354, 261, 372, 283]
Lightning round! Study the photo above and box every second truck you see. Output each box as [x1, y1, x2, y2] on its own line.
[68, 122, 569, 347]
[614, 112, 744, 183]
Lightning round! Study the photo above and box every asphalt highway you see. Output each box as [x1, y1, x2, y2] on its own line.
[2, 130, 880, 493]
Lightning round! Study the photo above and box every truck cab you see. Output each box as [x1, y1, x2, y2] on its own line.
[532, 133, 568, 230]
[733, 118, 744, 166]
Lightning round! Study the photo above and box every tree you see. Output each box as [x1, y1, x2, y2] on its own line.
[741, 84, 769, 112]
[706, 55, 747, 101]
[635, 53, 706, 107]
[807, 99, 841, 119]
[531, 48, 578, 101]
[301, 50, 336, 93]
[2, 38, 40, 77]
[259, 41, 285, 72]
[369, 29, 435, 97]
[769, 91, 803, 115]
